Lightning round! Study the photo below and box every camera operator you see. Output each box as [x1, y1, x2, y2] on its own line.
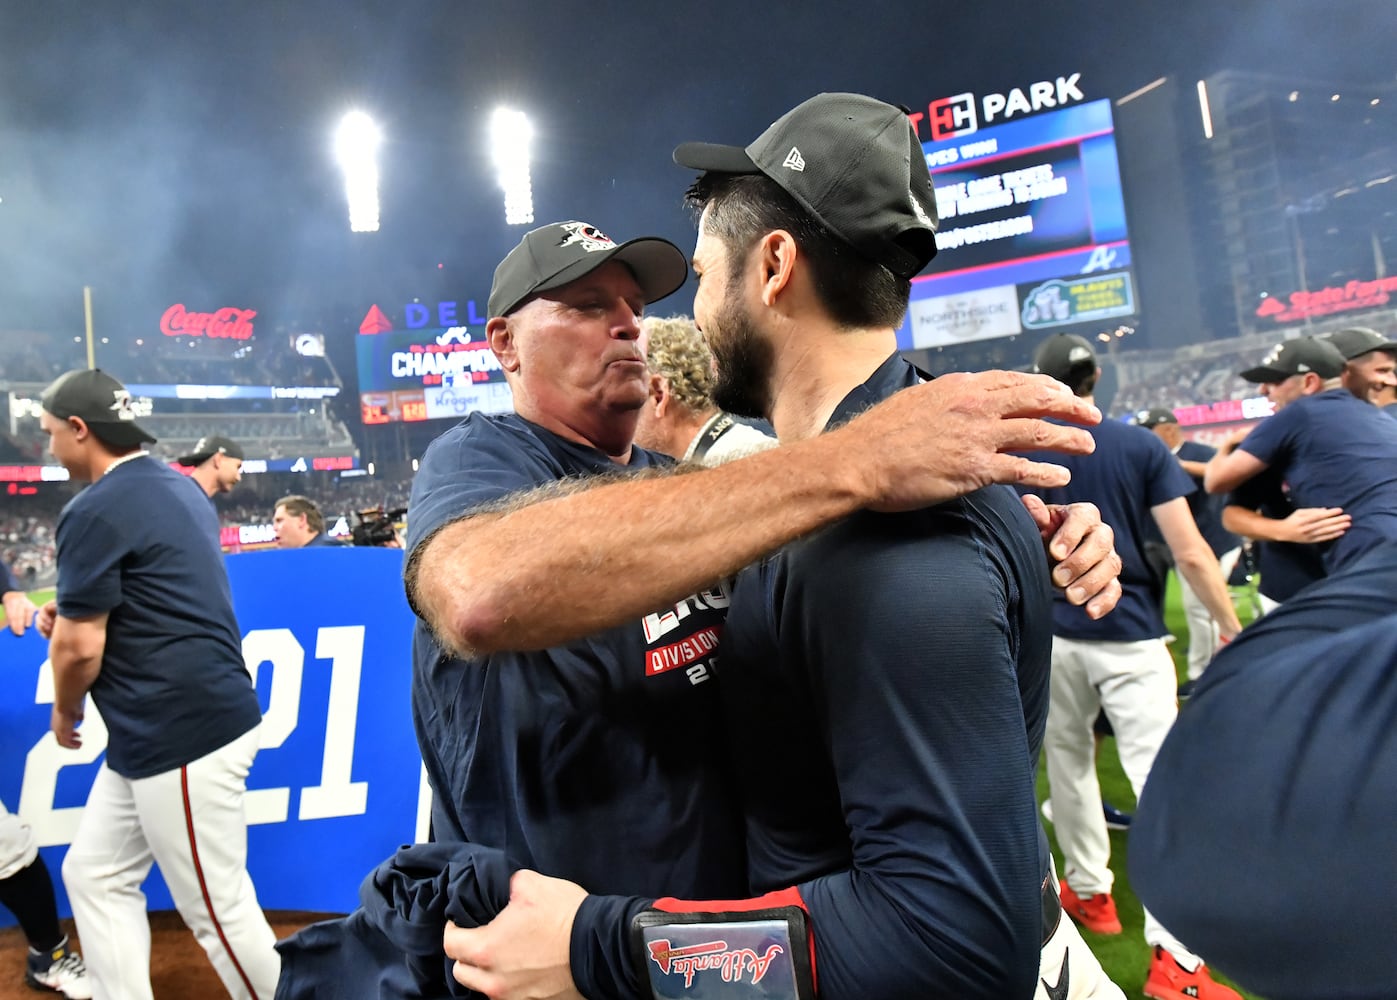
[350, 507, 407, 548]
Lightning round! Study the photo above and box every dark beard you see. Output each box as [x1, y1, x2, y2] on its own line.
[709, 295, 774, 421]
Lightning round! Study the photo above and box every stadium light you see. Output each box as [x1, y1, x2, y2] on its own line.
[1196, 80, 1214, 140]
[335, 110, 383, 233]
[490, 108, 534, 225]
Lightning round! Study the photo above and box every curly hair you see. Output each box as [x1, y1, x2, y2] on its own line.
[641, 315, 717, 414]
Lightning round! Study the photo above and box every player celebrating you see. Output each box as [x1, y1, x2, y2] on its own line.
[37, 368, 279, 1000]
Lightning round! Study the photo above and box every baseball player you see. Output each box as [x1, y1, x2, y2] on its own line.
[1320, 326, 1397, 404]
[1205, 336, 1397, 573]
[432, 96, 1125, 1000]
[1131, 541, 1397, 1000]
[2, 560, 92, 998]
[1133, 407, 1241, 682]
[37, 368, 278, 1000]
[632, 314, 779, 465]
[178, 435, 245, 499]
[1020, 334, 1243, 1000]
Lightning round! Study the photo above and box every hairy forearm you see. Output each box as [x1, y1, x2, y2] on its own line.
[50, 641, 101, 712]
[410, 440, 867, 656]
[1222, 506, 1286, 542]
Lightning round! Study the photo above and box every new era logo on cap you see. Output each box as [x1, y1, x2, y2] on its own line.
[673, 92, 940, 279]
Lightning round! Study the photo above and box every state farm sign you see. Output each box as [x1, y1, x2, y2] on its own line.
[160, 304, 258, 340]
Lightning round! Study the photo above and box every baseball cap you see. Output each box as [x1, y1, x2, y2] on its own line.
[177, 435, 244, 466]
[40, 369, 157, 448]
[1032, 334, 1098, 385]
[673, 92, 939, 279]
[1321, 326, 1397, 361]
[487, 221, 689, 319]
[1238, 337, 1346, 383]
[1134, 407, 1179, 429]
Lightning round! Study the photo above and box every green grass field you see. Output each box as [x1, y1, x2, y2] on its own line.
[6, 580, 1261, 995]
[1039, 574, 1264, 999]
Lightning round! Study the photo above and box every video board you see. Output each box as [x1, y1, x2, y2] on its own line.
[355, 327, 512, 425]
[898, 99, 1138, 350]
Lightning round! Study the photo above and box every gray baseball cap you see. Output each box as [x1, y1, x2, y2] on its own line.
[1134, 407, 1179, 428]
[674, 92, 940, 279]
[1032, 333, 1098, 385]
[1239, 337, 1346, 383]
[487, 221, 689, 319]
[41, 369, 157, 448]
[1322, 327, 1397, 361]
[177, 435, 245, 466]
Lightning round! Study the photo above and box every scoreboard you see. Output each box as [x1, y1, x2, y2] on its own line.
[355, 327, 513, 425]
[899, 98, 1138, 350]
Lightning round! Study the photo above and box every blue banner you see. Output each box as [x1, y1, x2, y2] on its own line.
[0, 547, 423, 925]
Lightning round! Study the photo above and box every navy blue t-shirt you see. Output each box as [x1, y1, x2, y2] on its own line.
[1224, 466, 1326, 603]
[1131, 543, 1397, 1000]
[1021, 418, 1196, 640]
[1176, 439, 1240, 558]
[1238, 388, 1397, 572]
[55, 456, 261, 779]
[405, 413, 746, 899]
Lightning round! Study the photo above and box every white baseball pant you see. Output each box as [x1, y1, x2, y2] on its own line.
[1043, 636, 1201, 966]
[0, 800, 39, 880]
[1177, 546, 1242, 680]
[62, 726, 278, 1000]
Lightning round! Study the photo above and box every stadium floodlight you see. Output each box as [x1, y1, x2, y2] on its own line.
[490, 108, 534, 225]
[335, 110, 383, 233]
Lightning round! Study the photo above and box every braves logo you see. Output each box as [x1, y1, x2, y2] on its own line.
[109, 390, 138, 422]
[647, 939, 785, 988]
[556, 221, 617, 253]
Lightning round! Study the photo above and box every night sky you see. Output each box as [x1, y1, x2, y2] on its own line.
[1, 0, 1393, 340]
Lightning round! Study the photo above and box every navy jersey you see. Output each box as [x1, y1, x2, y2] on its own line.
[1130, 543, 1397, 1000]
[1224, 466, 1326, 603]
[54, 456, 261, 779]
[1238, 388, 1397, 572]
[1021, 419, 1195, 640]
[304, 532, 345, 547]
[572, 356, 1055, 1000]
[405, 413, 746, 899]
[1176, 439, 1240, 557]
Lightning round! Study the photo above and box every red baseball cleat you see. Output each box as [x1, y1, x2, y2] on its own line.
[1144, 946, 1243, 1000]
[1059, 880, 1122, 935]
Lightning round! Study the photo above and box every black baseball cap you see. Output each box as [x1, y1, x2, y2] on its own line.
[40, 369, 157, 448]
[1032, 334, 1098, 385]
[1134, 407, 1179, 429]
[1321, 326, 1397, 361]
[177, 435, 245, 466]
[1238, 337, 1346, 383]
[673, 92, 940, 280]
[487, 221, 689, 319]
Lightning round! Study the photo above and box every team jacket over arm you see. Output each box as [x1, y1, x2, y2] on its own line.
[571, 356, 1055, 999]
[1130, 542, 1397, 1000]
[404, 413, 747, 900]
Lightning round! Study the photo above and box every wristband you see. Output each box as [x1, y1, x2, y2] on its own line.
[631, 905, 815, 999]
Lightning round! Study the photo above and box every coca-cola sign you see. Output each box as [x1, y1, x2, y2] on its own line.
[160, 303, 257, 340]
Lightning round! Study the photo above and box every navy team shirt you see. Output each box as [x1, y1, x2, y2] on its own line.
[1021, 418, 1196, 640]
[1224, 466, 1326, 603]
[54, 456, 261, 779]
[404, 413, 746, 900]
[1176, 439, 1240, 557]
[1131, 543, 1397, 1000]
[572, 356, 1055, 1000]
[1237, 388, 1397, 571]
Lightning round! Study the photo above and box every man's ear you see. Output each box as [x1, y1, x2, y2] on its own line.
[756, 230, 798, 307]
[487, 316, 519, 373]
[69, 416, 91, 443]
[651, 374, 671, 417]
